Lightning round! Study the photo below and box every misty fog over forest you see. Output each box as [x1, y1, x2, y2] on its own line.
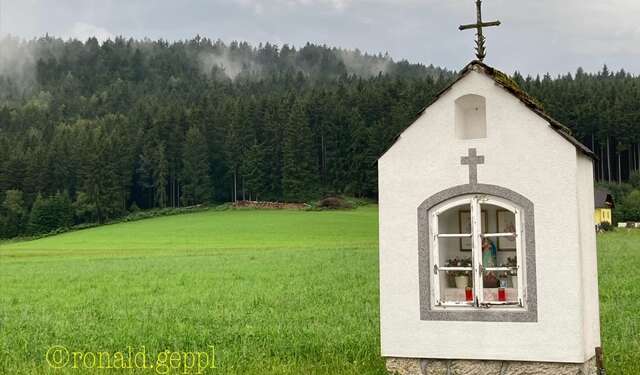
[0, 34, 639, 238]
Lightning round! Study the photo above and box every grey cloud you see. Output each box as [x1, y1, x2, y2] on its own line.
[0, 0, 638, 75]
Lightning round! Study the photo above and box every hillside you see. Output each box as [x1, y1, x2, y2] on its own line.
[1, 36, 640, 240]
[0, 206, 378, 253]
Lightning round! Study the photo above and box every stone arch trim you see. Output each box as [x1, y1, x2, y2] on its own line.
[418, 184, 538, 322]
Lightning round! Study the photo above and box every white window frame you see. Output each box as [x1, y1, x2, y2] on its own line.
[430, 194, 525, 309]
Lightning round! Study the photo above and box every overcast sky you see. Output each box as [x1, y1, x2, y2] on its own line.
[2, 0, 639, 76]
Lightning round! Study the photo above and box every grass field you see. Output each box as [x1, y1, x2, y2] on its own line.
[0, 206, 638, 374]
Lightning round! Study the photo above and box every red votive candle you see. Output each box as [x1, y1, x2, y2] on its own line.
[498, 288, 506, 302]
[465, 287, 473, 302]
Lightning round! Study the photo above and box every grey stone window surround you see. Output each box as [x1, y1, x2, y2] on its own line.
[418, 183, 538, 322]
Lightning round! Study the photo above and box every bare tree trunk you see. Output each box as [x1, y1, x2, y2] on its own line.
[633, 143, 636, 173]
[590, 134, 596, 180]
[627, 143, 635, 177]
[633, 144, 636, 173]
[607, 138, 612, 183]
[618, 151, 622, 184]
[321, 133, 326, 178]
[600, 143, 605, 181]
[171, 177, 175, 208]
[233, 170, 237, 202]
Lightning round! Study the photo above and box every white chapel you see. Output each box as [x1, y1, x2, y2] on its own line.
[378, 2, 601, 374]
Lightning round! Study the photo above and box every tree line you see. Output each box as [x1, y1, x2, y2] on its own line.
[513, 66, 640, 183]
[0, 36, 639, 237]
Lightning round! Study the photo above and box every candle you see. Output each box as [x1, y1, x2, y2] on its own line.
[465, 287, 473, 302]
[498, 287, 506, 302]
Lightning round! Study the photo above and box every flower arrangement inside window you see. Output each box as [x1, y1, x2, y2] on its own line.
[429, 196, 526, 308]
[489, 256, 519, 289]
[503, 256, 518, 289]
[445, 257, 472, 289]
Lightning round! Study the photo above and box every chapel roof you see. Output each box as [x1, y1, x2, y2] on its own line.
[594, 187, 615, 209]
[382, 60, 596, 160]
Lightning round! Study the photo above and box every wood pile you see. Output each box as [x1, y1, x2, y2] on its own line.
[232, 200, 309, 210]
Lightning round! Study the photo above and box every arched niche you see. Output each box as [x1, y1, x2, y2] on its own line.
[455, 94, 487, 140]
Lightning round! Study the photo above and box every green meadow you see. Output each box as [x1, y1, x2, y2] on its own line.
[0, 206, 637, 374]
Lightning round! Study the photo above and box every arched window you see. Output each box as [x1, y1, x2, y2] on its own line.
[429, 195, 525, 309]
[455, 94, 487, 140]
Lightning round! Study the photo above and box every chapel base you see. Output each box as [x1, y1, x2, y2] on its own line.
[385, 357, 597, 375]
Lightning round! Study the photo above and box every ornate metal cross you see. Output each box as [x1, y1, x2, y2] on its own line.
[461, 148, 485, 185]
[459, 0, 501, 61]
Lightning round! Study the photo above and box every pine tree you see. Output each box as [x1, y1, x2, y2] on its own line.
[78, 120, 126, 222]
[137, 141, 156, 209]
[181, 126, 211, 206]
[28, 192, 73, 235]
[153, 143, 169, 208]
[0, 190, 26, 238]
[282, 99, 319, 202]
[242, 142, 268, 201]
[224, 102, 243, 202]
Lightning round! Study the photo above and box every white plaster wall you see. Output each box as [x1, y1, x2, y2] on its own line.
[379, 68, 595, 363]
[576, 153, 601, 360]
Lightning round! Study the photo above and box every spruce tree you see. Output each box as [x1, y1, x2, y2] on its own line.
[282, 99, 319, 202]
[28, 192, 73, 235]
[0, 190, 26, 238]
[181, 126, 212, 206]
[153, 144, 169, 208]
[242, 142, 268, 201]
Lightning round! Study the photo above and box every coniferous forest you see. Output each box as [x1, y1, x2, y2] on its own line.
[1, 35, 640, 237]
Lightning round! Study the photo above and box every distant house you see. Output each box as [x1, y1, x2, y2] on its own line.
[594, 187, 614, 225]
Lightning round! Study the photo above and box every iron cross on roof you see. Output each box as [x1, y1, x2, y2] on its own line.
[459, 0, 501, 61]
[461, 148, 485, 185]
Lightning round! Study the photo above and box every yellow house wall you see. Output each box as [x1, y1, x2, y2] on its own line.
[594, 209, 612, 224]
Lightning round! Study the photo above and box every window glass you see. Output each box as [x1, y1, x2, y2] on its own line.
[479, 203, 517, 262]
[437, 236, 473, 305]
[437, 202, 471, 235]
[431, 196, 524, 309]
[434, 202, 474, 305]
[481, 267, 518, 304]
[440, 269, 474, 305]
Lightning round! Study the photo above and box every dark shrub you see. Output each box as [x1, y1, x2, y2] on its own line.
[317, 197, 354, 210]
[29, 192, 74, 235]
[599, 221, 613, 232]
[0, 190, 27, 238]
[620, 190, 640, 222]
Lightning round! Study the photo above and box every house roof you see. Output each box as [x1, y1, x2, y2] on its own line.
[381, 60, 596, 160]
[594, 187, 615, 209]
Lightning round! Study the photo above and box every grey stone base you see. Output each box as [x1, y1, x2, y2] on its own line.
[385, 357, 597, 375]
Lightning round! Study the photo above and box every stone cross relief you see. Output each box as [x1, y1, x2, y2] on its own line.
[461, 148, 485, 185]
